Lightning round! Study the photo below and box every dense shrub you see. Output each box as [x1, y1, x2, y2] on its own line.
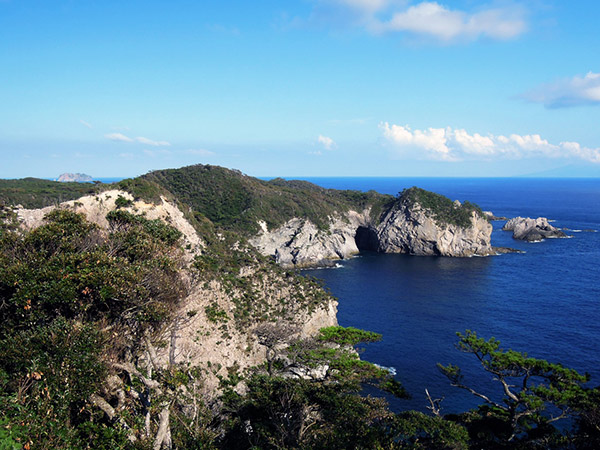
[400, 187, 485, 228]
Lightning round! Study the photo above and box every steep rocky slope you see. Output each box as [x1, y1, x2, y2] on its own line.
[14, 189, 338, 394]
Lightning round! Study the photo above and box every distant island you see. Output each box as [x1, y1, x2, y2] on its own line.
[57, 172, 93, 182]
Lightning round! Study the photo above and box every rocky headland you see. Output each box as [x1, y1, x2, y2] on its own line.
[502, 216, 567, 241]
[251, 186, 494, 267]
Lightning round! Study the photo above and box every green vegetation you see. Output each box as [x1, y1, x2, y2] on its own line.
[0, 178, 101, 209]
[400, 186, 486, 228]
[204, 302, 229, 323]
[0, 209, 188, 449]
[137, 165, 393, 235]
[114, 195, 133, 209]
[116, 177, 168, 204]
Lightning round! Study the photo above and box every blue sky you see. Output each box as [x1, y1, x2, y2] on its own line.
[1, 0, 599, 178]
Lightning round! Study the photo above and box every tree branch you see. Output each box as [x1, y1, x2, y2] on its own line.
[451, 382, 506, 410]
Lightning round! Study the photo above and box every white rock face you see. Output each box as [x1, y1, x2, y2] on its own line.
[503, 217, 566, 241]
[375, 202, 493, 257]
[16, 190, 204, 258]
[250, 210, 373, 268]
[250, 199, 494, 266]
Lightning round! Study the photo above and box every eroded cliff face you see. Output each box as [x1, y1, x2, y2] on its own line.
[375, 201, 494, 257]
[249, 210, 373, 268]
[249, 196, 494, 267]
[14, 191, 338, 395]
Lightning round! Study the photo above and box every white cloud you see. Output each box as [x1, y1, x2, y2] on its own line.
[318, 134, 336, 150]
[79, 119, 93, 129]
[135, 136, 171, 147]
[105, 133, 171, 146]
[378, 3, 525, 41]
[381, 122, 600, 163]
[105, 132, 134, 143]
[320, 1, 527, 42]
[523, 72, 600, 108]
[119, 152, 134, 160]
[309, 150, 323, 156]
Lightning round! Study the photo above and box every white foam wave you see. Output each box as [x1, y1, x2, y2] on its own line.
[374, 363, 397, 376]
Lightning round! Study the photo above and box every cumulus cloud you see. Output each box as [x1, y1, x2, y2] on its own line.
[105, 133, 171, 146]
[319, 1, 527, 42]
[318, 134, 336, 150]
[522, 72, 600, 108]
[381, 123, 600, 163]
[376, 2, 526, 41]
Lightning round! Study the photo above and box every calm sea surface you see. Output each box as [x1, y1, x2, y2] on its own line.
[301, 178, 600, 414]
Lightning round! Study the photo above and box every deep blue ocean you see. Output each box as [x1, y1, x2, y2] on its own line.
[300, 178, 600, 415]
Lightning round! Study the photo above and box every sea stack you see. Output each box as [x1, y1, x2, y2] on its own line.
[502, 217, 567, 241]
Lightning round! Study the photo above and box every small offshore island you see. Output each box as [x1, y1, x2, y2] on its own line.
[0, 164, 597, 449]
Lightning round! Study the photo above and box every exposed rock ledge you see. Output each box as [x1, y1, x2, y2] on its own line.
[502, 217, 567, 241]
[251, 195, 494, 268]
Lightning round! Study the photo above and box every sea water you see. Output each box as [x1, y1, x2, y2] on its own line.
[302, 178, 600, 414]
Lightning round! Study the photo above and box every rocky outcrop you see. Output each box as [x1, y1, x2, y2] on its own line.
[375, 199, 493, 257]
[57, 172, 93, 182]
[250, 191, 494, 266]
[483, 210, 508, 221]
[250, 210, 373, 268]
[502, 217, 567, 241]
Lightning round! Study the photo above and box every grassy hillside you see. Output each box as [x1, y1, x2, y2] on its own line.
[400, 186, 486, 228]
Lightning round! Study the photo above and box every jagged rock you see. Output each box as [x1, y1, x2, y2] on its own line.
[250, 211, 372, 268]
[502, 217, 567, 241]
[483, 210, 508, 221]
